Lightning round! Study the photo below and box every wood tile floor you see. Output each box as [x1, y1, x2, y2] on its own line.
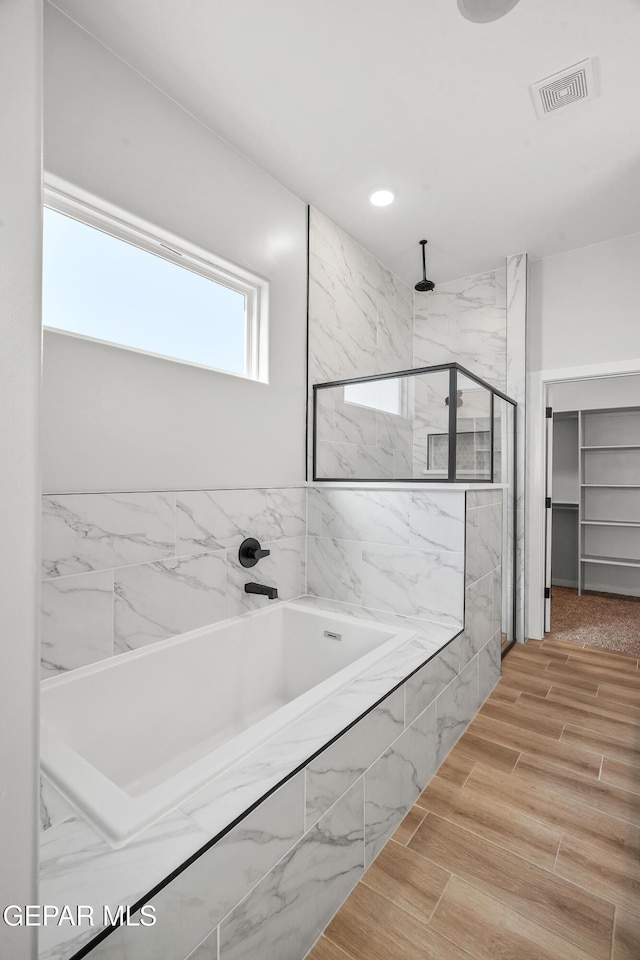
[307, 637, 640, 960]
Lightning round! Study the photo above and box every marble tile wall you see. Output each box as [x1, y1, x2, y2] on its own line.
[414, 268, 507, 390]
[38, 488, 502, 960]
[413, 268, 507, 478]
[307, 487, 465, 628]
[40, 487, 306, 678]
[463, 488, 503, 693]
[308, 208, 414, 479]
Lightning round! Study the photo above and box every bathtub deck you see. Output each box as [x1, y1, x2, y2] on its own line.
[308, 637, 640, 960]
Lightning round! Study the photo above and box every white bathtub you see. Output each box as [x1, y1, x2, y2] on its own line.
[41, 602, 416, 846]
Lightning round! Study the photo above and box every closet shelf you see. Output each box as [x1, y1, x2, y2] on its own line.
[581, 483, 640, 488]
[552, 406, 640, 596]
[580, 555, 640, 568]
[581, 519, 640, 527]
[581, 444, 640, 450]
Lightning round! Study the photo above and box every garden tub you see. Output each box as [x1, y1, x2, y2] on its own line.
[40, 602, 416, 845]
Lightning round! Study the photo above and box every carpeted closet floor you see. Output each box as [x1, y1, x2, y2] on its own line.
[550, 586, 640, 656]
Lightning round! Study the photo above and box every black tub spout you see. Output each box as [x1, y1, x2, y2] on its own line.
[244, 582, 278, 600]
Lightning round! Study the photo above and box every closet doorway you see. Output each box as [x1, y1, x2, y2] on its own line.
[545, 374, 640, 655]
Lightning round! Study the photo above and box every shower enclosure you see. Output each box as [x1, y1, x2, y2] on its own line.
[312, 362, 517, 651]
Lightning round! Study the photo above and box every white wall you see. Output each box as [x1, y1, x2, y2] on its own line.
[550, 374, 640, 412]
[43, 5, 307, 493]
[0, 1, 41, 956]
[529, 232, 640, 374]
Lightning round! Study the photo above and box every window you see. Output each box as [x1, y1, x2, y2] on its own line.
[344, 377, 405, 416]
[42, 184, 268, 381]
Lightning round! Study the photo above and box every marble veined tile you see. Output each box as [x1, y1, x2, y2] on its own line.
[477, 500, 502, 579]
[376, 410, 413, 452]
[413, 372, 450, 436]
[315, 388, 336, 444]
[264, 488, 306, 541]
[306, 687, 404, 829]
[413, 301, 454, 369]
[356, 443, 394, 479]
[294, 595, 457, 651]
[393, 447, 414, 480]
[364, 702, 436, 866]
[478, 630, 501, 706]
[309, 209, 382, 329]
[40, 776, 74, 833]
[414, 270, 507, 390]
[88, 776, 305, 960]
[465, 504, 480, 587]
[227, 537, 304, 618]
[41, 570, 113, 679]
[306, 488, 322, 539]
[468, 489, 502, 509]
[460, 569, 494, 667]
[361, 543, 464, 626]
[435, 658, 478, 765]
[176, 489, 268, 556]
[376, 410, 413, 450]
[308, 283, 361, 384]
[219, 778, 364, 960]
[376, 299, 413, 374]
[309, 208, 364, 278]
[373, 263, 413, 327]
[404, 640, 459, 726]
[306, 537, 362, 605]
[334, 398, 377, 448]
[410, 491, 465, 553]
[309, 253, 377, 349]
[39, 810, 209, 960]
[492, 566, 502, 640]
[321, 489, 410, 547]
[114, 552, 227, 653]
[42, 493, 175, 579]
[315, 441, 358, 480]
[187, 935, 219, 960]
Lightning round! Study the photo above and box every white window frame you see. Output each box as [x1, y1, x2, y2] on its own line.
[343, 376, 410, 419]
[43, 174, 269, 382]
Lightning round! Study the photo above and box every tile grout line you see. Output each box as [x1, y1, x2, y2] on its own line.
[426, 871, 453, 925]
[322, 930, 360, 960]
[460, 760, 477, 787]
[552, 832, 564, 873]
[412, 793, 563, 876]
[390, 810, 426, 847]
[408, 819, 615, 957]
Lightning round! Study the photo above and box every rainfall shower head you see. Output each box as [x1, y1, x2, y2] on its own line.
[415, 240, 435, 292]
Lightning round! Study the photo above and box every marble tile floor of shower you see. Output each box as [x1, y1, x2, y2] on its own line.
[307, 637, 640, 960]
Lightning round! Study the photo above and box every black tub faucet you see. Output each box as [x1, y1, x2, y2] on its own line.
[245, 582, 278, 600]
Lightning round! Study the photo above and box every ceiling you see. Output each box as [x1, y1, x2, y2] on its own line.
[48, 0, 640, 284]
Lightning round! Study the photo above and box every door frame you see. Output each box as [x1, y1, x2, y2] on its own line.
[544, 394, 553, 632]
[527, 357, 640, 641]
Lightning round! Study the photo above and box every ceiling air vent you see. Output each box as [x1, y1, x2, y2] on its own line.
[530, 58, 597, 119]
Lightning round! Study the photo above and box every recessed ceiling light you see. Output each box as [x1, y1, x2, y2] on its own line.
[369, 190, 394, 207]
[457, 0, 521, 23]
